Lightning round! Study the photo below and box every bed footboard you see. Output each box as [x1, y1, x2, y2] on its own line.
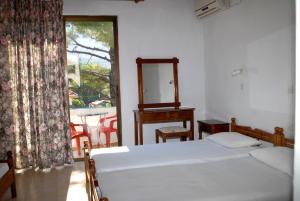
[0, 151, 17, 199]
[84, 141, 109, 201]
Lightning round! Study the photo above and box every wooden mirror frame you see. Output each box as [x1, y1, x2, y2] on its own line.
[136, 57, 181, 110]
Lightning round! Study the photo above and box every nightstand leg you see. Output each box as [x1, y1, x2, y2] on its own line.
[134, 114, 138, 145]
[190, 117, 194, 140]
[162, 134, 167, 143]
[198, 123, 203, 140]
[139, 122, 143, 145]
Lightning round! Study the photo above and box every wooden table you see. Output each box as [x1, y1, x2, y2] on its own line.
[134, 107, 195, 145]
[197, 119, 230, 139]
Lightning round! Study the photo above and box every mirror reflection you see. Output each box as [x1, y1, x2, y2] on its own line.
[142, 63, 174, 104]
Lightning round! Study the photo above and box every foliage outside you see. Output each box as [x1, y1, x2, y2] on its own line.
[66, 21, 116, 109]
[72, 98, 85, 108]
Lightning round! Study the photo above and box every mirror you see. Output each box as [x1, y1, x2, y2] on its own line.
[136, 58, 181, 110]
[142, 63, 174, 104]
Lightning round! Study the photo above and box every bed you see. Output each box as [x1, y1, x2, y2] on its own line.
[0, 151, 16, 200]
[99, 151, 293, 201]
[84, 118, 294, 201]
[89, 138, 265, 174]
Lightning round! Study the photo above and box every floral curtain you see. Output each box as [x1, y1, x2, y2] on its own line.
[0, 0, 73, 169]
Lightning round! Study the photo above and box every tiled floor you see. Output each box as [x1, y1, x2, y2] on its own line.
[2, 162, 87, 201]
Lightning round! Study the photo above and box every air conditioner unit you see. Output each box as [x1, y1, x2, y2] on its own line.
[195, 0, 229, 18]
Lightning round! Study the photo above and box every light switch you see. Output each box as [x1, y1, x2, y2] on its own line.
[288, 85, 295, 94]
[240, 83, 244, 90]
[230, 0, 242, 7]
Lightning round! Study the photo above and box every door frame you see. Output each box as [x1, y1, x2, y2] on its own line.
[63, 16, 122, 146]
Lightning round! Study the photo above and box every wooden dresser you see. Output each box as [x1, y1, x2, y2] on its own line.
[133, 107, 195, 145]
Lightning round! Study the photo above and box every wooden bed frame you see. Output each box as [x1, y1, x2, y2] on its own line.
[0, 151, 17, 200]
[231, 118, 294, 148]
[84, 117, 294, 201]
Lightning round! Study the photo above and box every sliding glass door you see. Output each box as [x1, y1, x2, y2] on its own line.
[64, 16, 121, 159]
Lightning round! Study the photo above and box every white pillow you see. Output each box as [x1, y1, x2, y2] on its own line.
[250, 147, 294, 176]
[206, 132, 262, 148]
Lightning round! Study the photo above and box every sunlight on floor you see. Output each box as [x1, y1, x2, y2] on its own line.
[66, 163, 88, 201]
[2, 162, 88, 201]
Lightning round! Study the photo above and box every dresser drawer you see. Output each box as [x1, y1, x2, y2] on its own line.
[134, 108, 195, 145]
[141, 109, 193, 123]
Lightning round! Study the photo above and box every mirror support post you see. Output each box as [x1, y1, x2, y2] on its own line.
[173, 57, 180, 109]
[137, 58, 144, 110]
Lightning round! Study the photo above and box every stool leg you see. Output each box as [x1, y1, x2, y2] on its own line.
[156, 133, 159, 144]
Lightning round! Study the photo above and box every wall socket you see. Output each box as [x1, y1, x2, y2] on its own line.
[288, 85, 295, 94]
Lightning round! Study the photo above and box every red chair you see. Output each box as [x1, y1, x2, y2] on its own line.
[99, 115, 118, 147]
[70, 122, 92, 156]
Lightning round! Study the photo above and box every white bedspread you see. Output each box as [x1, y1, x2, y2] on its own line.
[90, 139, 263, 174]
[99, 157, 292, 201]
[0, 163, 9, 178]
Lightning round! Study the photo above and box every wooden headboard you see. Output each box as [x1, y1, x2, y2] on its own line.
[231, 117, 294, 148]
[282, 137, 294, 149]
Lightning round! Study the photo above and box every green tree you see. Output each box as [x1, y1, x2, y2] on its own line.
[72, 98, 85, 108]
[66, 21, 117, 106]
[69, 64, 111, 105]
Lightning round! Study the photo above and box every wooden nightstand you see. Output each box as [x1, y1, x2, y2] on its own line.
[197, 119, 230, 139]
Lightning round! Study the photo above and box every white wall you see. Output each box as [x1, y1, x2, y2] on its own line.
[294, 0, 299, 199]
[202, 0, 295, 137]
[64, 0, 205, 145]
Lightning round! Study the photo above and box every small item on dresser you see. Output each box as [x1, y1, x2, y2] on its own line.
[197, 119, 230, 139]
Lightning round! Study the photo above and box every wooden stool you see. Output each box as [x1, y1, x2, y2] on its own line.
[155, 126, 192, 143]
